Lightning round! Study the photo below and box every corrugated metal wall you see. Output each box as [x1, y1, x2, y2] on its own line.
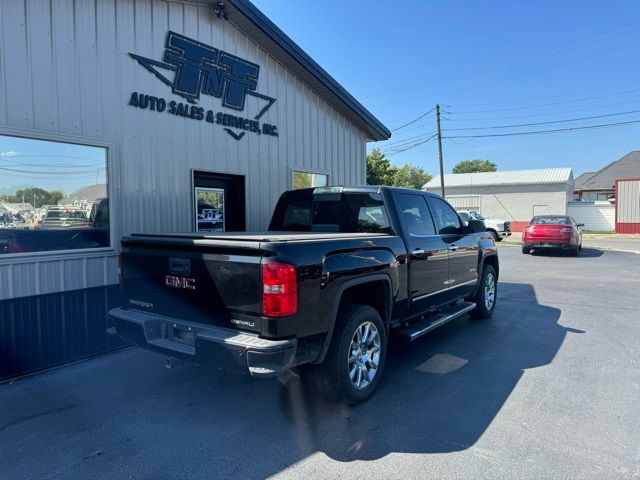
[567, 202, 615, 231]
[0, 0, 368, 302]
[616, 179, 640, 233]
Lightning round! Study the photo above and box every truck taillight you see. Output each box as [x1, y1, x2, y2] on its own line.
[118, 253, 122, 289]
[262, 262, 297, 317]
[559, 227, 571, 234]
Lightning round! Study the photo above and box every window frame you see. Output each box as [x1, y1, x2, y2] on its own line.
[0, 128, 116, 263]
[395, 192, 438, 237]
[427, 196, 463, 235]
[289, 167, 329, 190]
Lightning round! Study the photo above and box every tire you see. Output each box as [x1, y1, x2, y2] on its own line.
[470, 265, 497, 319]
[569, 245, 579, 256]
[522, 247, 530, 254]
[495, 236, 503, 242]
[488, 230, 498, 242]
[310, 304, 387, 405]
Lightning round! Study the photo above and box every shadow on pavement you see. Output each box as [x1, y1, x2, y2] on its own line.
[530, 247, 604, 258]
[0, 282, 572, 478]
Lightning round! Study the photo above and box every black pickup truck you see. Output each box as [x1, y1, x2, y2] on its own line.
[108, 186, 498, 403]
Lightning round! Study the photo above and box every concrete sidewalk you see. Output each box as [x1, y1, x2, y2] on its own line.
[503, 231, 640, 254]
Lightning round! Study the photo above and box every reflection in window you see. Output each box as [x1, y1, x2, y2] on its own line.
[292, 171, 328, 190]
[0, 135, 109, 254]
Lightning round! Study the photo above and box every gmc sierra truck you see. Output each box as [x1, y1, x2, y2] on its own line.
[108, 186, 499, 404]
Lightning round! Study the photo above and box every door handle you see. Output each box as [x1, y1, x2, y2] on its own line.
[448, 245, 459, 251]
[411, 248, 425, 255]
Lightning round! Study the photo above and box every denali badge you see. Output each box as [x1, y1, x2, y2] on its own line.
[164, 275, 196, 290]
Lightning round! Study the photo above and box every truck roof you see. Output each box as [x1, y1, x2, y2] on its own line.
[297, 185, 442, 197]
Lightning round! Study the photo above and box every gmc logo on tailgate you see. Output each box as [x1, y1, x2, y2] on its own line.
[164, 275, 196, 290]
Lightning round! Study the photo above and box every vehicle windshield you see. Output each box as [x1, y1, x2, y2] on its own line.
[531, 216, 570, 225]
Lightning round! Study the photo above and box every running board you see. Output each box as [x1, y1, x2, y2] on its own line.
[399, 302, 476, 342]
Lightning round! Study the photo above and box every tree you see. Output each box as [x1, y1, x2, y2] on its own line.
[452, 159, 497, 174]
[393, 164, 433, 189]
[366, 149, 397, 185]
[48, 190, 64, 206]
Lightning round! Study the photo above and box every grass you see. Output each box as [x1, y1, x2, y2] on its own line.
[580, 230, 614, 234]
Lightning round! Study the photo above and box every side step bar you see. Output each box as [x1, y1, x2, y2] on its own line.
[399, 302, 476, 342]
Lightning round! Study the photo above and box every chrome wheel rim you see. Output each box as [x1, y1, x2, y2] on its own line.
[348, 321, 381, 390]
[484, 273, 496, 310]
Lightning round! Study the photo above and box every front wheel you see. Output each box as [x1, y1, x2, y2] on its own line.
[522, 247, 531, 254]
[470, 265, 497, 319]
[310, 304, 387, 405]
[488, 230, 498, 242]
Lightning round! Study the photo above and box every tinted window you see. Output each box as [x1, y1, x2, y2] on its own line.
[397, 194, 436, 236]
[429, 197, 462, 235]
[531, 216, 569, 225]
[269, 190, 393, 234]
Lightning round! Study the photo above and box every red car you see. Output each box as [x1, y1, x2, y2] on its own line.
[522, 215, 584, 256]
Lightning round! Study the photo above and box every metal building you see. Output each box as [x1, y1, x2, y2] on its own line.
[0, 0, 390, 379]
[615, 179, 640, 233]
[423, 168, 574, 231]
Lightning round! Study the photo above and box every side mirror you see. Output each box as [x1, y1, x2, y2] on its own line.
[467, 219, 485, 233]
[577, 223, 585, 228]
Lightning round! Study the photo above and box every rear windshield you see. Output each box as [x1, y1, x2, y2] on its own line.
[269, 190, 393, 234]
[531, 216, 569, 225]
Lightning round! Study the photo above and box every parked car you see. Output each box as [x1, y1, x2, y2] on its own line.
[522, 215, 583, 256]
[109, 186, 499, 404]
[457, 209, 511, 242]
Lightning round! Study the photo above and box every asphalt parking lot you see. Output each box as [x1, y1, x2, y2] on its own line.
[1, 246, 639, 479]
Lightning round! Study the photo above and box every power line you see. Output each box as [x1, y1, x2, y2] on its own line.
[378, 131, 437, 150]
[390, 107, 435, 132]
[443, 118, 640, 139]
[449, 87, 640, 114]
[384, 134, 439, 156]
[360, 21, 640, 99]
[441, 98, 640, 122]
[370, 38, 640, 109]
[443, 108, 640, 131]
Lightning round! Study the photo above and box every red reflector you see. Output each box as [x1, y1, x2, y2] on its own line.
[262, 262, 297, 317]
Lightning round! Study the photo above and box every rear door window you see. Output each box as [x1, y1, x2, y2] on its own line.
[428, 197, 462, 235]
[396, 194, 436, 236]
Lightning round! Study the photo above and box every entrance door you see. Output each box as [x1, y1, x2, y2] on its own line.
[193, 171, 245, 232]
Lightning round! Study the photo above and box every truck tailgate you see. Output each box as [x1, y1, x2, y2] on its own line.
[120, 235, 263, 328]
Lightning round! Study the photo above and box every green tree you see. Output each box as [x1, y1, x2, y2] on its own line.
[366, 149, 397, 185]
[393, 164, 433, 189]
[452, 159, 497, 174]
[48, 190, 64, 206]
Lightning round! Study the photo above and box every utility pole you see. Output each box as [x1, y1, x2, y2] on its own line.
[436, 104, 445, 198]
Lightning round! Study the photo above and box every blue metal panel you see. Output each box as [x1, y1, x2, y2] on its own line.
[0, 285, 124, 381]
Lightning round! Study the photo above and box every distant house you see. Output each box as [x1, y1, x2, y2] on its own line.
[574, 151, 640, 201]
[423, 167, 574, 231]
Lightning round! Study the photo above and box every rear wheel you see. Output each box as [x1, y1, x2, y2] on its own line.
[470, 265, 497, 319]
[310, 304, 387, 404]
[569, 245, 579, 256]
[522, 247, 531, 254]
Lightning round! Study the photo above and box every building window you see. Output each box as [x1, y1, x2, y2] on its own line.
[292, 170, 328, 190]
[0, 134, 109, 255]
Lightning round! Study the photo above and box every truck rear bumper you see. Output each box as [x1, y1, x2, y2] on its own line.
[107, 307, 296, 378]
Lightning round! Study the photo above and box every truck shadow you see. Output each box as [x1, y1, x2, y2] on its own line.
[273, 281, 568, 462]
[0, 282, 569, 479]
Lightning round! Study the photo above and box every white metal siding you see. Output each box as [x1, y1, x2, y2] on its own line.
[567, 202, 615, 231]
[0, 0, 368, 300]
[617, 180, 640, 223]
[425, 184, 569, 222]
[445, 195, 481, 211]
